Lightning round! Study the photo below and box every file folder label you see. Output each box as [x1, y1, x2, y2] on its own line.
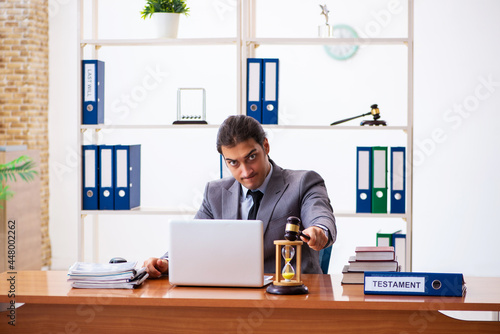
[247, 59, 263, 122]
[248, 62, 261, 103]
[264, 62, 277, 101]
[358, 150, 370, 191]
[116, 149, 127, 189]
[365, 276, 425, 293]
[99, 145, 115, 210]
[84, 150, 96, 188]
[373, 150, 386, 188]
[356, 147, 372, 213]
[101, 149, 113, 189]
[83, 63, 96, 104]
[392, 151, 404, 191]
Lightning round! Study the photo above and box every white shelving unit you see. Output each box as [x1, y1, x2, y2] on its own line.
[77, 0, 414, 271]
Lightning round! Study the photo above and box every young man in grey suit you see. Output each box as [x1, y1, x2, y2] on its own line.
[145, 115, 336, 277]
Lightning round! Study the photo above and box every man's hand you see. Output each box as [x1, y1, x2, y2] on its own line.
[143, 257, 169, 278]
[301, 226, 328, 251]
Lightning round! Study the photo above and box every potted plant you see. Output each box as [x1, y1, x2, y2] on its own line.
[0, 155, 38, 208]
[141, 0, 190, 38]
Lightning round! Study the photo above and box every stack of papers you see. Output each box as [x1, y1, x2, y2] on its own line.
[68, 261, 148, 289]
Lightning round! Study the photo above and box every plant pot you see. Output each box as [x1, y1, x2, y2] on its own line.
[151, 12, 180, 38]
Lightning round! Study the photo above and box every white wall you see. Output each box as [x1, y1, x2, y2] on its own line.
[48, 0, 500, 277]
[413, 0, 500, 276]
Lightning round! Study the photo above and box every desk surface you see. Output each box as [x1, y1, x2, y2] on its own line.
[1, 271, 499, 312]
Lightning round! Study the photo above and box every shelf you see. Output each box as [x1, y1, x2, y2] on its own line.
[335, 212, 407, 219]
[80, 124, 408, 131]
[80, 37, 410, 48]
[81, 124, 220, 130]
[81, 208, 406, 219]
[82, 208, 198, 216]
[81, 38, 238, 47]
[246, 38, 410, 46]
[77, 0, 414, 269]
[263, 125, 408, 131]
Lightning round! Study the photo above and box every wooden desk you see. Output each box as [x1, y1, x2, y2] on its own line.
[1, 271, 499, 333]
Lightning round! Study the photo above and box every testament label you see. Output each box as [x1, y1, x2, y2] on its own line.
[365, 276, 425, 293]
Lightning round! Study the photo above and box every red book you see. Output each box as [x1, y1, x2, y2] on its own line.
[355, 246, 395, 261]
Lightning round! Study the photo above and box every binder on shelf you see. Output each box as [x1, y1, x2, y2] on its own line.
[372, 146, 388, 213]
[392, 233, 406, 272]
[356, 147, 372, 213]
[82, 60, 105, 125]
[82, 145, 98, 210]
[246, 58, 263, 123]
[114, 145, 141, 210]
[364, 272, 466, 297]
[262, 58, 279, 124]
[98, 145, 115, 210]
[376, 229, 402, 247]
[390, 147, 406, 213]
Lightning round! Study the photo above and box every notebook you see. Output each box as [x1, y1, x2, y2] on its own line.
[168, 219, 272, 287]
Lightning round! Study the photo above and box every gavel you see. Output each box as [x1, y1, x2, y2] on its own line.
[284, 216, 310, 241]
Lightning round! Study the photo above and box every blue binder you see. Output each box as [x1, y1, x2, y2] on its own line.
[246, 58, 263, 123]
[392, 233, 406, 272]
[364, 272, 466, 297]
[114, 145, 141, 210]
[98, 145, 115, 210]
[262, 58, 279, 124]
[82, 145, 98, 210]
[390, 147, 406, 213]
[82, 60, 105, 124]
[356, 147, 372, 213]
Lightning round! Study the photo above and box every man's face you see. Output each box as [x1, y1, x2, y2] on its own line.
[221, 138, 271, 190]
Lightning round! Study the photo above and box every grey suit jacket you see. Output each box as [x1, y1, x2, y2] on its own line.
[194, 160, 337, 274]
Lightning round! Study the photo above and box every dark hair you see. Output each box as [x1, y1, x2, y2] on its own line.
[216, 115, 267, 154]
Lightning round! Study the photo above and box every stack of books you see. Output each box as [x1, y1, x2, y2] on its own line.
[341, 246, 398, 284]
[67, 261, 148, 289]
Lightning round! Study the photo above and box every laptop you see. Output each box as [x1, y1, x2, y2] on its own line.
[168, 219, 272, 287]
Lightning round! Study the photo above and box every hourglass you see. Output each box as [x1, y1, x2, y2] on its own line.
[266, 239, 309, 295]
[282, 245, 295, 281]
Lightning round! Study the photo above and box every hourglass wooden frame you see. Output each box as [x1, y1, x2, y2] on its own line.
[273, 240, 303, 286]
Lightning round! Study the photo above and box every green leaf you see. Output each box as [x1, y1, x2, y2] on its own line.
[141, 0, 190, 19]
[0, 155, 38, 204]
[0, 184, 14, 202]
[0, 155, 38, 184]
